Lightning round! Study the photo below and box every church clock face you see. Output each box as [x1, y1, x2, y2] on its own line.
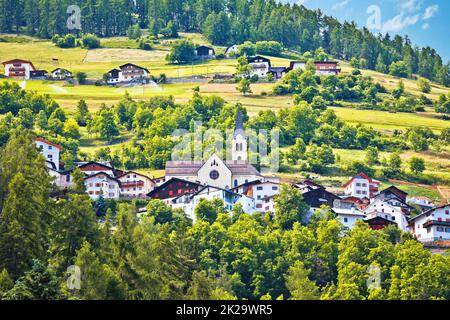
[209, 170, 220, 180]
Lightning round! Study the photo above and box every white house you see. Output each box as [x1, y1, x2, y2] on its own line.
[34, 137, 62, 170]
[248, 56, 271, 78]
[84, 172, 121, 200]
[107, 63, 149, 84]
[171, 185, 256, 221]
[225, 45, 239, 57]
[364, 198, 410, 231]
[287, 60, 341, 76]
[2, 59, 36, 79]
[51, 68, 72, 80]
[342, 172, 380, 199]
[408, 205, 450, 243]
[117, 171, 155, 199]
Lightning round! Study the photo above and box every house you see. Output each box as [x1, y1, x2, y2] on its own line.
[2, 59, 36, 79]
[119, 63, 149, 82]
[294, 179, 341, 223]
[106, 69, 121, 84]
[286, 60, 341, 76]
[117, 171, 155, 199]
[332, 207, 366, 230]
[231, 180, 281, 211]
[196, 45, 215, 59]
[34, 137, 62, 170]
[106, 64, 149, 84]
[407, 196, 435, 212]
[225, 45, 239, 57]
[408, 205, 450, 243]
[261, 195, 276, 213]
[30, 70, 48, 80]
[51, 68, 72, 80]
[84, 172, 121, 200]
[248, 56, 271, 78]
[147, 177, 204, 206]
[171, 185, 256, 221]
[342, 172, 380, 199]
[268, 67, 287, 79]
[363, 186, 412, 231]
[314, 61, 341, 76]
[165, 107, 263, 189]
[294, 180, 340, 209]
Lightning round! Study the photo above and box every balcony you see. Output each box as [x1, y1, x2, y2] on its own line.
[423, 220, 450, 228]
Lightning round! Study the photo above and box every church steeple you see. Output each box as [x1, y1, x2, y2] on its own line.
[232, 105, 247, 161]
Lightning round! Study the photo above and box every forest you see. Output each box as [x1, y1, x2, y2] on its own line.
[0, 130, 449, 300]
[0, 0, 449, 86]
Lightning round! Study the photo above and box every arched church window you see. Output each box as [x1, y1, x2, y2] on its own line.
[234, 180, 238, 187]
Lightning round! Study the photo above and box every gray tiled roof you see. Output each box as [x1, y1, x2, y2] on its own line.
[165, 160, 260, 176]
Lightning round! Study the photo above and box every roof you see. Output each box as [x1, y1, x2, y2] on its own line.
[332, 207, 365, 216]
[408, 204, 449, 222]
[165, 159, 261, 176]
[248, 55, 271, 67]
[269, 67, 287, 72]
[117, 171, 154, 182]
[2, 59, 36, 70]
[364, 216, 396, 225]
[77, 161, 114, 171]
[342, 172, 380, 188]
[119, 63, 149, 73]
[230, 179, 280, 191]
[51, 68, 72, 74]
[379, 185, 408, 198]
[193, 185, 242, 198]
[34, 137, 63, 150]
[147, 177, 203, 197]
[84, 172, 121, 184]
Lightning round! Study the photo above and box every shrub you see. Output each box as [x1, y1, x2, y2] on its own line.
[81, 34, 100, 49]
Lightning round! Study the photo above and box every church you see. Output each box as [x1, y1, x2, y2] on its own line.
[165, 107, 268, 189]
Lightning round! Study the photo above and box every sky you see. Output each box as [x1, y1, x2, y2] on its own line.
[282, 0, 450, 63]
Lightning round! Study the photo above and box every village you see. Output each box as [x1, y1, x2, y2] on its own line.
[33, 103, 450, 248]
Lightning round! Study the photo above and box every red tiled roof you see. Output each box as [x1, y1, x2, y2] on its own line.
[342, 172, 380, 188]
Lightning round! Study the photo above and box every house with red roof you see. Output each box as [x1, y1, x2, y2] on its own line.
[34, 137, 63, 171]
[2, 59, 36, 80]
[342, 172, 380, 199]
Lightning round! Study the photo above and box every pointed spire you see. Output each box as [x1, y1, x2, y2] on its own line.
[234, 105, 245, 138]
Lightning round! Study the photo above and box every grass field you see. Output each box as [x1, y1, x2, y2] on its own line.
[1, 33, 449, 197]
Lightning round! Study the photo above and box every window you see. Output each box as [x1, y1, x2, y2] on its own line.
[169, 190, 173, 196]
[210, 170, 220, 180]
[48, 146, 53, 150]
[446, 210, 449, 215]
[257, 186, 263, 191]
[272, 186, 278, 190]
[344, 218, 348, 223]
[234, 180, 238, 187]
[437, 227, 444, 232]
[356, 183, 361, 187]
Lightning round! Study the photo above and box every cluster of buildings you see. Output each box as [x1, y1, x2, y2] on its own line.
[2, 59, 72, 81]
[246, 55, 341, 79]
[34, 108, 449, 246]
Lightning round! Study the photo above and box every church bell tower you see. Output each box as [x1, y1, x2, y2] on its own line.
[232, 105, 247, 161]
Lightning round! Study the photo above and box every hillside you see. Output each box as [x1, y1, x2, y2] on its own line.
[0, 33, 449, 202]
